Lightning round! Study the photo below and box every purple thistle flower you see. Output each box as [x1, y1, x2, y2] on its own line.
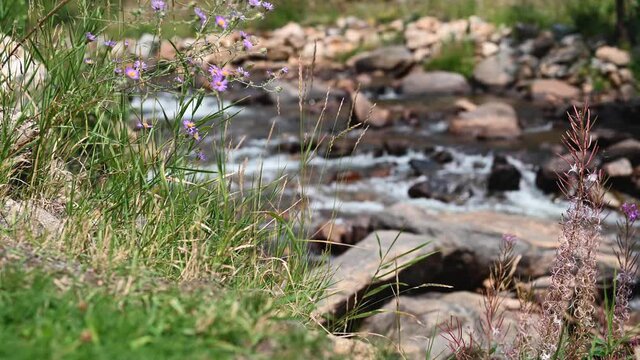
[211, 75, 228, 92]
[125, 66, 140, 80]
[194, 7, 207, 27]
[249, 0, 262, 7]
[622, 203, 639, 222]
[85, 32, 96, 42]
[151, 0, 166, 12]
[215, 15, 228, 29]
[104, 40, 117, 48]
[261, 1, 274, 11]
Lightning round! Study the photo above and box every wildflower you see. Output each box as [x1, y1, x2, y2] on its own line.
[281, 66, 289, 74]
[194, 7, 207, 26]
[622, 203, 639, 222]
[151, 0, 166, 12]
[174, 76, 184, 83]
[85, 32, 96, 42]
[249, 0, 262, 7]
[84, 58, 94, 65]
[261, 1, 274, 11]
[215, 15, 228, 29]
[133, 60, 147, 71]
[236, 67, 249, 78]
[136, 120, 153, 130]
[124, 40, 130, 47]
[195, 149, 206, 161]
[183, 120, 201, 140]
[209, 65, 231, 78]
[125, 66, 140, 80]
[211, 75, 228, 92]
[104, 40, 117, 47]
[587, 172, 598, 183]
[240, 32, 253, 50]
[568, 163, 578, 174]
[114, 67, 123, 74]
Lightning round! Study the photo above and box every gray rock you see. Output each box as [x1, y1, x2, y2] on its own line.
[352, 45, 414, 75]
[1, 199, 62, 236]
[401, 71, 471, 96]
[131, 33, 159, 59]
[473, 52, 517, 88]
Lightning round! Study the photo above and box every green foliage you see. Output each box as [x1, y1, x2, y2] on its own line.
[565, 0, 616, 39]
[253, 0, 308, 30]
[490, 4, 554, 28]
[0, 265, 336, 360]
[423, 40, 476, 79]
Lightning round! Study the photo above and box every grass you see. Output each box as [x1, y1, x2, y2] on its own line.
[423, 40, 476, 79]
[0, 1, 340, 358]
[0, 263, 336, 360]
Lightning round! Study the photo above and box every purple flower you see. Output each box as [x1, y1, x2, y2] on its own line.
[133, 60, 147, 71]
[211, 75, 228, 92]
[249, 0, 262, 7]
[114, 67, 123, 74]
[243, 38, 253, 50]
[174, 76, 184, 84]
[183, 120, 201, 140]
[125, 66, 140, 80]
[215, 15, 228, 29]
[104, 40, 117, 48]
[261, 1, 274, 11]
[151, 0, 166, 12]
[281, 66, 289, 74]
[195, 149, 206, 161]
[124, 40, 130, 47]
[236, 67, 249, 78]
[84, 58, 94, 64]
[194, 7, 207, 26]
[136, 120, 153, 130]
[85, 32, 96, 42]
[622, 203, 639, 222]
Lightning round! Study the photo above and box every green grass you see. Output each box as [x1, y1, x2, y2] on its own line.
[423, 40, 476, 78]
[0, 264, 337, 360]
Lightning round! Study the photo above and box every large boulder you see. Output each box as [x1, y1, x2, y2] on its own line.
[473, 52, 517, 88]
[360, 292, 525, 360]
[595, 46, 631, 67]
[530, 79, 580, 104]
[352, 45, 414, 75]
[449, 101, 521, 139]
[400, 71, 471, 96]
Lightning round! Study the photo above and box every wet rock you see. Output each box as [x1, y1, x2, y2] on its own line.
[531, 31, 555, 58]
[603, 158, 633, 178]
[473, 52, 517, 88]
[595, 46, 631, 67]
[352, 92, 393, 128]
[488, 155, 521, 192]
[408, 177, 472, 203]
[449, 101, 521, 139]
[383, 137, 412, 156]
[606, 139, 640, 165]
[535, 156, 572, 194]
[401, 71, 471, 96]
[409, 159, 439, 176]
[360, 292, 525, 360]
[352, 46, 414, 76]
[425, 152, 449, 167]
[530, 79, 580, 104]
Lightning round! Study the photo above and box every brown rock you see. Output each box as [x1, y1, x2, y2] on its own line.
[401, 71, 471, 96]
[603, 158, 633, 177]
[352, 92, 393, 128]
[530, 79, 580, 103]
[595, 46, 631, 66]
[449, 102, 521, 139]
[159, 40, 176, 61]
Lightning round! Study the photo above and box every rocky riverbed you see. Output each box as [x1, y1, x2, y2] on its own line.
[45, 14, 640, 358]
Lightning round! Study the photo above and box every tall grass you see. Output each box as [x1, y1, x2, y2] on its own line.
[0, 0, 333, 357]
